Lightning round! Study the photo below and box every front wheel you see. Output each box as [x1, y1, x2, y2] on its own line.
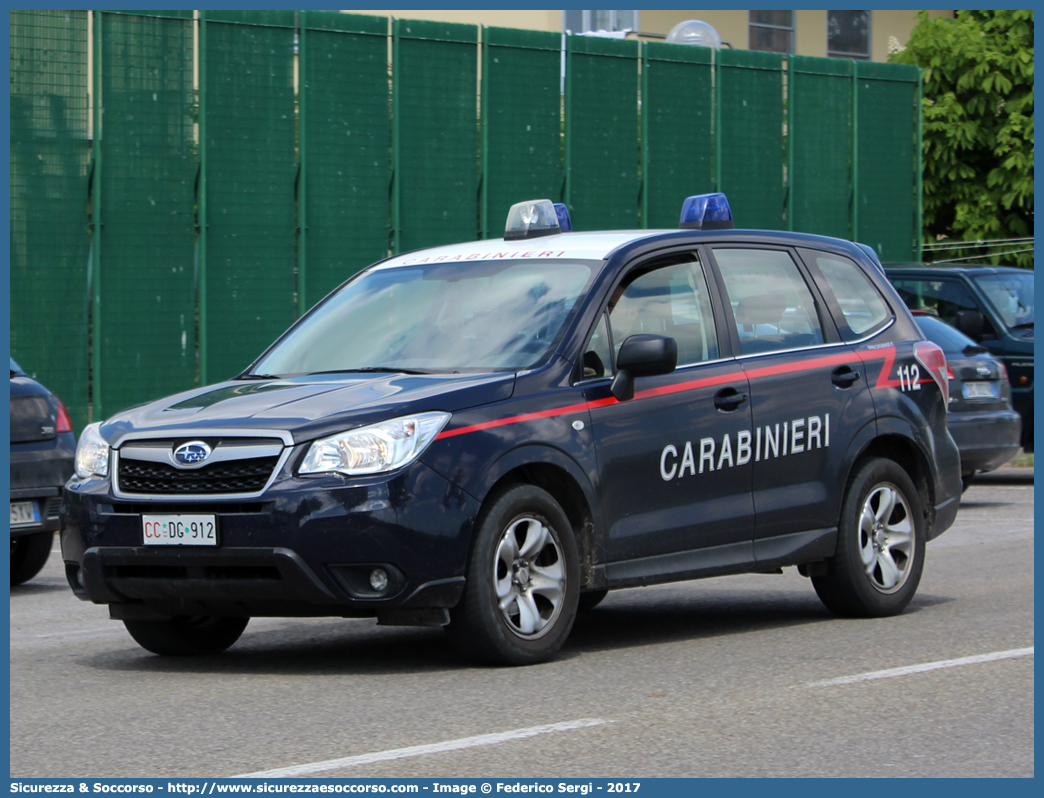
[446, 484, 579, 665]
[812, 458, 925, 617]
[123, 616, 249, 656]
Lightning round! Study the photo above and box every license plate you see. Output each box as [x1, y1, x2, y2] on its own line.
[10, 501, 40, 528]
[963, 381, 998, 399]
[142, 515, 218, 546]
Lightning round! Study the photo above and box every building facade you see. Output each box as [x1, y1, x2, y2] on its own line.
[354, 9, 954, 63]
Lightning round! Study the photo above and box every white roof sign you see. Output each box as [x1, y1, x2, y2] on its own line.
[374, 231, 669, 271]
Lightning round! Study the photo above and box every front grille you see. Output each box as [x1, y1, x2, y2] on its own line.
[109, 502, 268, 515]
[117, 457, 279, 495]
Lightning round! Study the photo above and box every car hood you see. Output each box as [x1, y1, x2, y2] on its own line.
[100, 372, 516, 447]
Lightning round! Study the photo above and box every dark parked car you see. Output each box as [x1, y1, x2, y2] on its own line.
[10, 358, 76, 585]
[913, 314, 1021, 490]
[886, 264, 1033, 452]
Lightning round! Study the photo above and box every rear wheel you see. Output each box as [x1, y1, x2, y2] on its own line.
[812, 458, 925, 617]
[446, 484, 579, 665]
[10, 531, 54, 586]
[123, 616, 249, 656]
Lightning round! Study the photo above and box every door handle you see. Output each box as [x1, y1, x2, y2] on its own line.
[714, 388, 748, 411]
[832, 366, 861, 388]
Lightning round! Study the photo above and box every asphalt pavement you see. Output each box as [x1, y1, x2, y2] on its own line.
[10, 467, 1033, 778]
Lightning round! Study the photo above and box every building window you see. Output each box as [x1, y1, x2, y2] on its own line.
[749, 10, 794, 53]
[828, 10, 871, 60]
[564, 10, 638, 34]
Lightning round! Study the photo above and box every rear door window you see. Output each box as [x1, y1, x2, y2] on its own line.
[712, 248, 824, 355]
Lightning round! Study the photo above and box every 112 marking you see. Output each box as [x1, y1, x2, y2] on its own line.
[897, 364, 921, 392]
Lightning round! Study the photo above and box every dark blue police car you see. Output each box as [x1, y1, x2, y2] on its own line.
[62, 195, 961, 665]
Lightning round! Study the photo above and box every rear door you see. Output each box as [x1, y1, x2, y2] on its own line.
[707, 246, 878, 549]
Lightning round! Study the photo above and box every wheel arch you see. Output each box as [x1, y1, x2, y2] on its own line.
[850, 427, 937, 538]
[476, 446, 602, 591]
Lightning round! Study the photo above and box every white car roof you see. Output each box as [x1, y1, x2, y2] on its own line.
[373, 230, 674, 271]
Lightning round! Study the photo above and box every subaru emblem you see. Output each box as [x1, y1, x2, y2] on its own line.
[173, 441, 212, 466]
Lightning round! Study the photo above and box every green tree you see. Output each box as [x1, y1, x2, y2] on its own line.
[891, 10, 1033, 267]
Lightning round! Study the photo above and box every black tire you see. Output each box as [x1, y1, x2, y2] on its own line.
[577, 589, 609, 612]
[10, 531, 54, 586]
[446, 484, 580, 665]
[812, 457, 925, 617]
[123, 616, 249, 656]
[961, 474, 975, 493]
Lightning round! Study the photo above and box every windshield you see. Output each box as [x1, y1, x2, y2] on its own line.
[973, 271, 1034, 329]
[252, 259, 597, 376]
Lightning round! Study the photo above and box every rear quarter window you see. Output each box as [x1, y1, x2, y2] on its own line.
[809, 253, 891, 339]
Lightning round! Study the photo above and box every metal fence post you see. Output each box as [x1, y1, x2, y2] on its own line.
[915, 71, 923, 261]
[298, 11, 308, 316]
[639, 42, 649, 229]
[851, 59, 859, 243]
[785, 55, 793, 232]
[391, 19, 401, 253]
[91, 11, 103, 420]
[197, 10, 209, 385]
[713, 49, 722, 192]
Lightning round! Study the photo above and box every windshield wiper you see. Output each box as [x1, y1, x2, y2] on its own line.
[1010, 321, 1034, 330]
[308, 367, 435, 376]
[234, 373, 282, 381]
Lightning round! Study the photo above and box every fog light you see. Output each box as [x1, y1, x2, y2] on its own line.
[369, 568, 389, 592]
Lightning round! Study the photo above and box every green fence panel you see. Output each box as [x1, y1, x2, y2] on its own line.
[201, 12, 297, 383]
[301, 12, 390, 308]
[393, 19, 479, 252]
[717, 48, 784, 230]
[481, 27, 563, 239]
[789, 56, 852, 239]
[855, 62, 920, 262]
[565, 35, 639, 231]
[642, 41, 713, 229]
[9, 11, 91, 431]
[96, 11, 196, 419]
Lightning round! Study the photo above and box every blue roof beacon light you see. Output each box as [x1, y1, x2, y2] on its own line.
[504, 199, 566, 240]
[679, 192, 734, 230]
[553, 203, 572, 232]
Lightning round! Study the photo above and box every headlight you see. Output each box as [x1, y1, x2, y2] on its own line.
[74, 422, 110, 479]
[299, 412, 451, 477]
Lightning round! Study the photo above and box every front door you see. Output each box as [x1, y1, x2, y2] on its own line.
[580, 254, 755, 574]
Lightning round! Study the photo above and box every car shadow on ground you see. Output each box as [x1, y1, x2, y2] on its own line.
[76, 586, 954, 676]
[10, 581, 70, 597]
[972, 468, 1033, 486]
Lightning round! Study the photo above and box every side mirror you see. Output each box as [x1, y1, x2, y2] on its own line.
[610, 334, 678, 401]
[954, 309, 985, 340]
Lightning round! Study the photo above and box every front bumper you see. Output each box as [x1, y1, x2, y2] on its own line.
[948, 408, 1022, 475]
[61, 462, 479, 619]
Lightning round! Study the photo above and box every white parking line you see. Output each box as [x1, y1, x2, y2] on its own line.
[231, 718, 611, 778]
[808, 647, 1034, 687]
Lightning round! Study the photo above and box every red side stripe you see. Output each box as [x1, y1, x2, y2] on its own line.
[435, 346, 900, 441]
